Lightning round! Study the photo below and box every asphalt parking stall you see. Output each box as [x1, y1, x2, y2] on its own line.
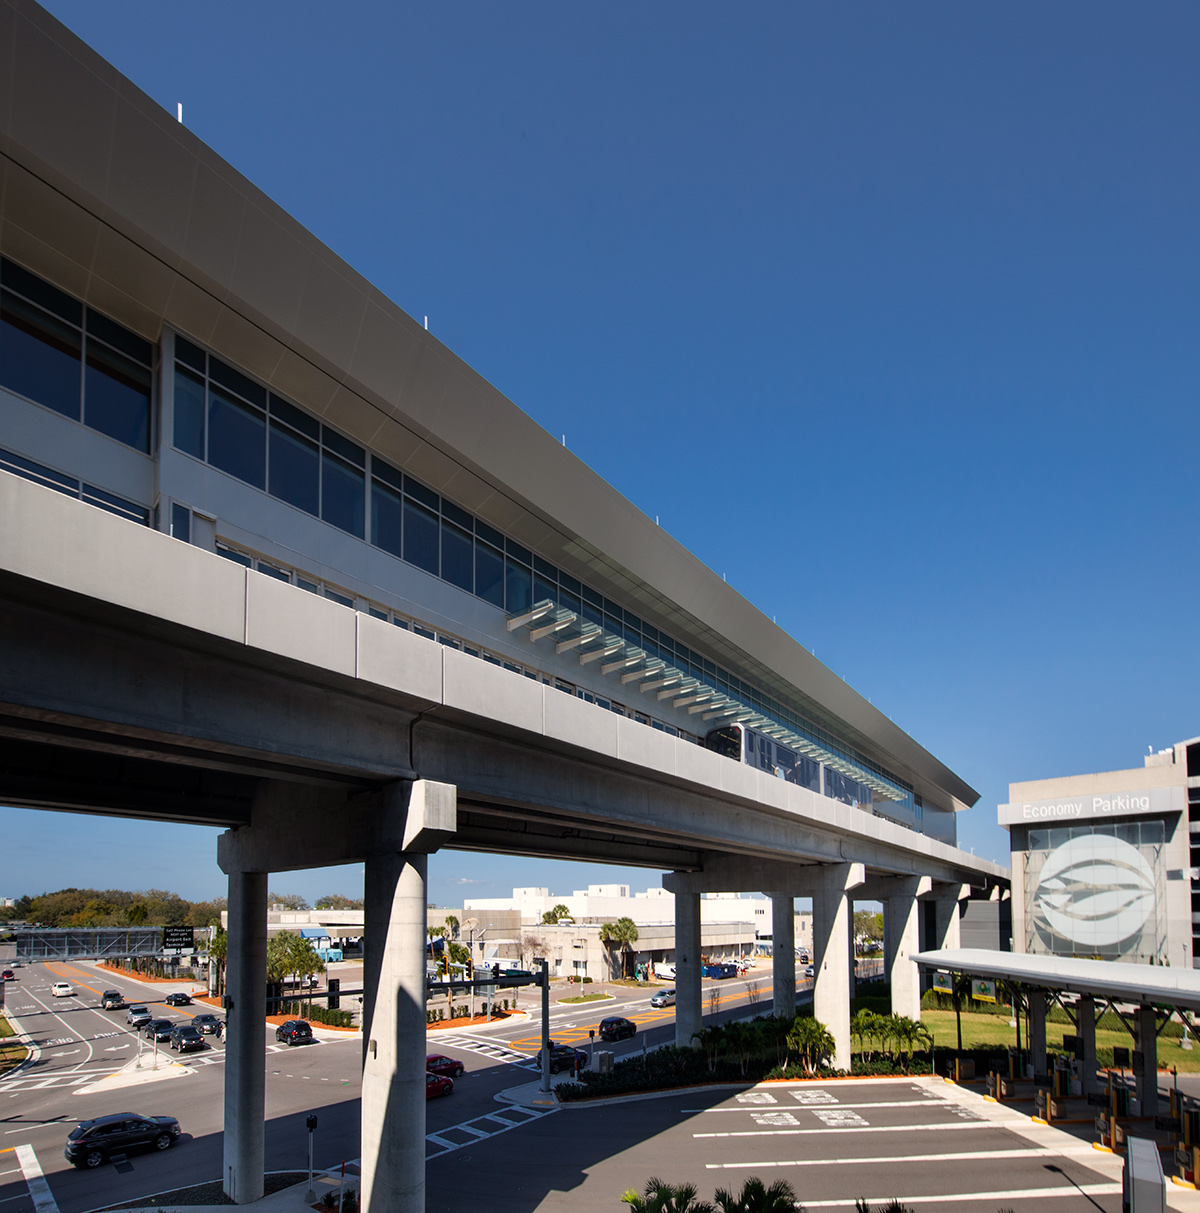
[426, 1076, 1132, 1211]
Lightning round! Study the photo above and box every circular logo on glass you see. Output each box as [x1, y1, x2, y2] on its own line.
[1031, 834, 1156, 951]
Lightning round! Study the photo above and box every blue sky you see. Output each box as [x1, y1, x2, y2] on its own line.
[5, 2, 1199, 909]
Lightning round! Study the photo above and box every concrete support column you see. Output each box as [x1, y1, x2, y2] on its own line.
[1029, 992, 1047, 1079]
[223, 869, 267, 1205]
[1135, 1005, 1158, 1116]
[769, 892, 796, 1020]
[361, 848, 428, 1213]
[675, 890, 702, 1049]
[932, 889, 964, 952]
[884, 878, 922, 1021]
[812, 863, 863, 1069]
[1078, 995, 1099, 1098]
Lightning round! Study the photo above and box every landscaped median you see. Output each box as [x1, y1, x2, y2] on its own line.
[0, 1011, 27, 1074]
[556, 982, 1200, 1103]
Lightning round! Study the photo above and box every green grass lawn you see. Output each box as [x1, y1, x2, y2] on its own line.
[0, 1012, 26, 1073]
[920, 1008, 1200, 1073]
[558, 992, 613, 1004]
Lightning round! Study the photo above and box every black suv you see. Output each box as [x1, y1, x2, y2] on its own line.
[275, 1019, 313, 1045]
[143, 1018, 174, 1041]
[163, 992, 192, 1007]
[535, 1042, 588, 1074]
[191, 1013, 222, 1035]
[598, 1016, 637, 1042]
[100, 991, 125, 1010]
[169, 1024, 205, 1053]
[65, 1113, 180, 1168]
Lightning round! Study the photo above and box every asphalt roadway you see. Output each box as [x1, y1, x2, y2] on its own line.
[2, 958, 1194, 1212]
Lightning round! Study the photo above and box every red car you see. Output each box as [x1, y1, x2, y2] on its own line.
[426, 1053, 464, 1078]
[1, 970, 14, 981]
[426, 1072, 454, 1099]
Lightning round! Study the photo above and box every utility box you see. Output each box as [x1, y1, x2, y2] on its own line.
[1123, 1135, 1165, 1213]
[596, 1050, 614, 1074]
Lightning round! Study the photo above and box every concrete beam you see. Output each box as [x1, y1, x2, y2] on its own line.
[217, 779, 456, 874]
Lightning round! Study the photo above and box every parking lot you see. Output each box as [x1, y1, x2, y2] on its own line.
[424, 1076, 1176, 1211]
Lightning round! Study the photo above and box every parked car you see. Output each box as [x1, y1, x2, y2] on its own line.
[804, 965, 815, 979]
[275, 1019, 313, 1046]
[535, 1042, 588, 1074]
[163, 992, 192, 1007]
[64, 1113, 180, 1168]
[51, 982, 75, 997]
[126, 1005, 152, 1027]
[649, 988, 675, 1008]
[169, 1024, 204, 1053]
[426, 1053, 464, 1078]
[191, 1013, 223, 1035]
[143, 1019, 174, 1041]
[598, 1016, 637, 1042]
[1, 969, 15, 981]
[100, 991, 125, 1010]
[425, 1072, 453, 1099]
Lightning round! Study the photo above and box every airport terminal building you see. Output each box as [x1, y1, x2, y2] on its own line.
[0, 3, 1007, 1208]
[1000, 738, 1197, 968]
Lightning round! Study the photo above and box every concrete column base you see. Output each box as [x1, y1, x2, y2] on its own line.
[223, 870, 267, 1205]
[769, 892, 796, 1020]
[812, 863, 863, 1069]
[361, 849, 428, 1213]
[884, 878, 922, 1021]
[675, 890, 702, 1049]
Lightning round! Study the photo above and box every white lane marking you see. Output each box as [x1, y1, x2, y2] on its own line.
[790, 1089, 839, 1104]
[705, 1145, 1114, 1171]
[798, 1185, 1121, 1208]
[812, 1109, 867, 1127]
[685, 1098, 942, 1113]
[14, 1144, 59, 1213]
[735, 1092, 776, 1104]
[425, 1105, 556, 1159]
[695, 1120, 991, 1140]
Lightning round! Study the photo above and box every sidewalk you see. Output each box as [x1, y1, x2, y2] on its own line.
[92, 1166, 359, 1213]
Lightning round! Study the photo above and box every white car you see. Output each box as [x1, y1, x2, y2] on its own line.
[51, 981, 75, 997]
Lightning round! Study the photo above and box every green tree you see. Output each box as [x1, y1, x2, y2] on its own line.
[621, 1177, 714, 1213]
[787, 1015, 835, 1075]
[760, 1014, 793, 1070]
[713, 1177, 799, 1213]
[315, 894, 363, 910]
[600, 917, 639, 978]
[691, 1024, 724, 1073]
[442, 915, 460, 939]
[209, 928, 228, 996]
[268, 892, 310, 911]
[852, 1009, 883, 1061]
[724, 1021, 755, 1077]
[266, 931, 299, 983]
[126, 901, 148, 925]
[448, 941, 471, 967]
[541, 903, 573, 925]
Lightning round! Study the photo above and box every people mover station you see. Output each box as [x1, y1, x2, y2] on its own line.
[0, 3, 1007, 1209]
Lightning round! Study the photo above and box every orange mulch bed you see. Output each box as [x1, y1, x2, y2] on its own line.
[266, 1012, 357, 1033]
[429, 1010, 515, 1030]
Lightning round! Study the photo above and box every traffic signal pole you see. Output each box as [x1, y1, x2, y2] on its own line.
[538, 957, 551, 1095]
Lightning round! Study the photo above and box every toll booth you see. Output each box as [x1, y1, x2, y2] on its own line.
[1124, 1136, 1165, 1213]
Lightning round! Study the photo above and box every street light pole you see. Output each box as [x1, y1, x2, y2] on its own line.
[305, 1115, 317, 1203]
[537, 957, 551, 1095]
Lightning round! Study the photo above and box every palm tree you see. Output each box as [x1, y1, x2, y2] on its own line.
[852, 1009, 882, 1061]
[621, 1178, 714, 1213]
[724, 1021, 754, 1077]
[208, 928, 227, 997]
[760, 1015, 792, 1070]
[600, 917, 640, 979]
[787, 1015, 834, 1075]
[692, 1024, 724, 1074]
[713, 1177, 800, 1213]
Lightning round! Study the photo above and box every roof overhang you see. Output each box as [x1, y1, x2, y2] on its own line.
[914, 947, 1200, 1012]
